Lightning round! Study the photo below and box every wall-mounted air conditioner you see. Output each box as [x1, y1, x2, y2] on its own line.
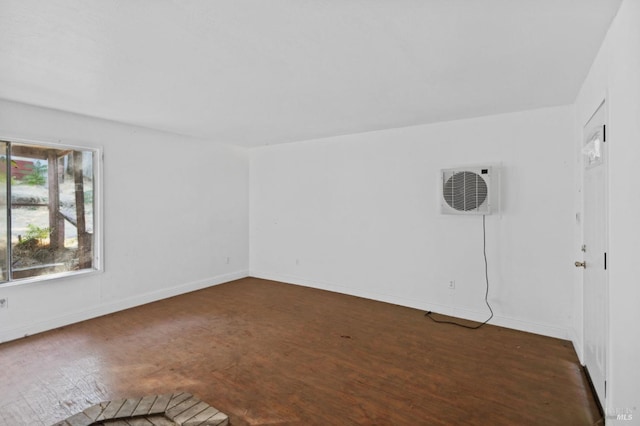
[440, 166, 500, 215]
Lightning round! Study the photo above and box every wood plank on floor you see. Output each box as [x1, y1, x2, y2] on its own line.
[0, 277, 602, 425]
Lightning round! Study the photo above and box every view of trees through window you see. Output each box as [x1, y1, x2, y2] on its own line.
[0, 141, 96, 281]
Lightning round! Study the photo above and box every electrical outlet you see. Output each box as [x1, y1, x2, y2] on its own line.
[448, 280, 455, 290]
[0, 297, 7, 309]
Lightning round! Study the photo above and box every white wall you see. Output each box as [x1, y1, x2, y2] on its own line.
[0, 99, 249, 343]
[575, 0, 640, 422]
[250, 105, 576, 338]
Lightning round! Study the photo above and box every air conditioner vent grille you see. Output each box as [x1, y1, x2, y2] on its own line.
[443, 171, 488, 212]
[441, 165, 498, 215]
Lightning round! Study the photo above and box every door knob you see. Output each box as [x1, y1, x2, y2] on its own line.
[575, 261, 586, 268]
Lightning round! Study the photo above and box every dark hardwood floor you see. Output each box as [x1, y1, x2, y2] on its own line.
[0, 277, 601, 425]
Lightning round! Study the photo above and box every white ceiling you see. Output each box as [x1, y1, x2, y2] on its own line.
[0, 0, 622, 148]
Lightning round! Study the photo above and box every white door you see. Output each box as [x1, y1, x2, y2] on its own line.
[580, 101, 608, 408]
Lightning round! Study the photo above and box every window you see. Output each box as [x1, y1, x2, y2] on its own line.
[0, 140, 101, 282]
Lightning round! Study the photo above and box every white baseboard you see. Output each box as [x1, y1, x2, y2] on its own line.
[0, 270, 249, 344]
[2, 269, 570, 344]
[250, 270, 569, 340]
[568, 328, 584, 364]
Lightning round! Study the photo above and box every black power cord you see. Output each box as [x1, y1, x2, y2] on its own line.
[425, 214, 494, 329]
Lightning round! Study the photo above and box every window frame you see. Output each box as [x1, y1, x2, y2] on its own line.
[0, 136, 103, 286]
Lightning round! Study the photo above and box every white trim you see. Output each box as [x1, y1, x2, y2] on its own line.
[0, 133, 104, 151]
[0, 135, 104, 284]
[0, 267, 103, 288]
[250, 270, 569, 340]
[0, 270, 249, 344]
